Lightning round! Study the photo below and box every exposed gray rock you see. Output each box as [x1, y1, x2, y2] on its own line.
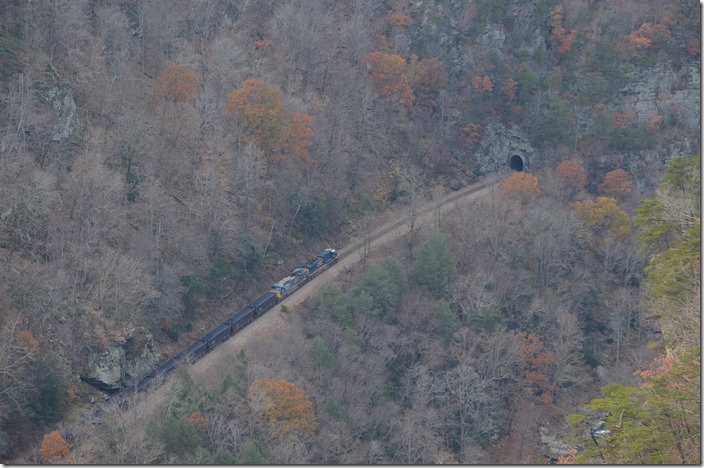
[472, 123, 534, 175]
[595, 365, 608, 380]
[540, 425, 576, 459]
[81, 327, 160, 391]
[620, 61, 700, 129]
[124, 328, 160, 385]
[38, 84, 79, 142]
[81, 343, 125, 391]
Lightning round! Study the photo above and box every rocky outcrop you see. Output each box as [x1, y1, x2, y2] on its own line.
[620, 61, 700, 129]
[415, 1, 464, 75]
[81, 343, 125, 392]
[38, 84, 79, 142]
[540, 426, 576, 459]
[472, 123, 534, 175]
[124, 328, 160, 384]
[80, 327, 160, 392]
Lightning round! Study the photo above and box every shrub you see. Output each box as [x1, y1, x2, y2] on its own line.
[39, 431, 69, 463]
[157, 416, 201, 455]
[28, 363, 67, 425]
[209, 251, 234, 285]
[179, 275, 206, 318]
[310, 336, 337, 373]
[296, 197, 329, 237]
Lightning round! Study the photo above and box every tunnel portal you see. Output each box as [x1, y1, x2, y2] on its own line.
[509, 155, 524, 171]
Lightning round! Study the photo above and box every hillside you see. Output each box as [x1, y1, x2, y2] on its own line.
[0, 0, 699, 462]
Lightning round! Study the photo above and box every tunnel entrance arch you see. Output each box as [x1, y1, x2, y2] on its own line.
[509, 154, 525, 171]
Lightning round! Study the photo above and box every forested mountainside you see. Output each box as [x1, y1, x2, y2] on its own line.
[0, 0, 699, 463]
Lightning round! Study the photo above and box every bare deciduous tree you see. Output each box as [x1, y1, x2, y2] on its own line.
[93, 248, 160, 325]
[94, 394, 164, 464]
[441, 364, 498, 463]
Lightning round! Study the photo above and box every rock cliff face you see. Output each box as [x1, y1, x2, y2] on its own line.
[620, 61, 700, 129]
[81, 343, 125, 391]
[124, 329, 161, 384]
[472, 123, 534, 175]
[80, 327, 160, 392]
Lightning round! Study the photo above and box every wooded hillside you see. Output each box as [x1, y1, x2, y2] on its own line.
[0, 0, 699, 462]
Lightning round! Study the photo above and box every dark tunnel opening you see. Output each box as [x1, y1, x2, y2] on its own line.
[509, 155, 524, 171]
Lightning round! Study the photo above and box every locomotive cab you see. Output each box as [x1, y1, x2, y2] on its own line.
[271, 281, 286, 301]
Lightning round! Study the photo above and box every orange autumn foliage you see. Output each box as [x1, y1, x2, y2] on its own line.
[254, 38, 273, 50]
[248, 378, 319, 436]
[360, 52, 448, 114]
[155, 64, 199, 104]
[501, 77, 518, 104]
[388, 13, 413, 28]
[555, 160, 587, 193]
[460, 123, 483, 151]
[17, 330, 39, 352]
[625, 22, 673, 59]
[407, 56, 448, 109]
[635, 353, 677, 382]
[472, 75, 494, 94]
[226, 78, 290, 156]
[499, 172, 543, 205]
[647, 114, 663, 131]
[610, 107, 637, 129]
[287, 112, 314, 167]
[599, 169, 632, 198]
[226, 79, 314, 166]
[516, 332, 558, 405]
[188, 412, 208, 432]
[549, 5, 577, 55]
[685, 34, 700, 57]
[482, 75, 494, 93]
[40, 431, 69, 464]
[556, 449, 578, 464]
[359, 52, 415, 111]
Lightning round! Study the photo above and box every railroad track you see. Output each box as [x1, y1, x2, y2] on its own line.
[47, 173, 506, 462]
[338, 174, 504, 262]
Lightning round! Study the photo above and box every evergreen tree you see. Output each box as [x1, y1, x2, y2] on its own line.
[412, 230, 457, 297]
[357, 257, 407, 316]
[434, 301, 460, 344]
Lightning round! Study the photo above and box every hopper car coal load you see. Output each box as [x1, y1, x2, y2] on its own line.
[249, 291, 277, 315]
[225, 305, 256, 334]
[199, 323, 231, 350]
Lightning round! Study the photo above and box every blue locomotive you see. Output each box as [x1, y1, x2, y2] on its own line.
[271, 248, 338, 300]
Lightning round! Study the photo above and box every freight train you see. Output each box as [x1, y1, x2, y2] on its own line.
[89, 248, 338, 421]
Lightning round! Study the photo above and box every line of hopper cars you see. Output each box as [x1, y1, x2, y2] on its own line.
[90, 248, 338, 421]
